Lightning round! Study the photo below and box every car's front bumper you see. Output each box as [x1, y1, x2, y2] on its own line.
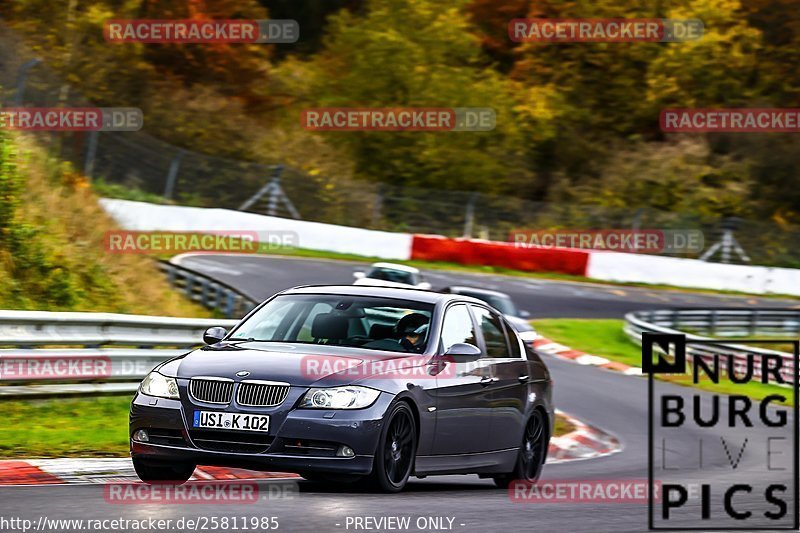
[129, 391, 393, 476]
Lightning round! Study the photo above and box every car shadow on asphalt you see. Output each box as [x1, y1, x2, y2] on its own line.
[297, 478, 500, 494]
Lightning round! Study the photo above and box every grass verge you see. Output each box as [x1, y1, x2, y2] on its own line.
[533, 318, 795, 405]
[0, 396, 132, 458]
[553, 412, 576, 438]
[0, 395, 575, 459]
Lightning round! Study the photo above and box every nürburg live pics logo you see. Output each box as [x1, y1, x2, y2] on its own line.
[644, 333, 799, 530]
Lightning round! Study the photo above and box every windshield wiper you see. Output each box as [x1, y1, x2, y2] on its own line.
[204, 337, 262, 350]
[226, 337, 261, 345]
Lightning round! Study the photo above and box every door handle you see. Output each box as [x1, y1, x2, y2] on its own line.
[518, 375, 530, 383]
[480, 376, 498, 386]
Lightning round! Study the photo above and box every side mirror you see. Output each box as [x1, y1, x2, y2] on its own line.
[417, 282, 432, 290]
[444, 343, 482, 357]
[519, 310, 531, 319]
[203, 327, 228, 345]
[353, 272, 366, 279]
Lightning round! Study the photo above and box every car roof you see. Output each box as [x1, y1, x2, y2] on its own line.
[446, 286, 510, 298]
[370, 262, 420, 274]
[282, 284, 448, 304]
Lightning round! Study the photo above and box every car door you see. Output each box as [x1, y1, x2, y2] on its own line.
[469, 305, 531, 451]
[430, 303, 495, 455]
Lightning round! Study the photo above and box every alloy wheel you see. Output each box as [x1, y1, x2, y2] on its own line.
[383, 408, 415, 486]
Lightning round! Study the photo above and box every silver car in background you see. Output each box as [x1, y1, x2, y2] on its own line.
[442, 286, 537, 345]
[353, 262, 432, 290]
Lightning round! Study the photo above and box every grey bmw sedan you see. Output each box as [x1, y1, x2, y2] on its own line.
[130, 285, 553, 492]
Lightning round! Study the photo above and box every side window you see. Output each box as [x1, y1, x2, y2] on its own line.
[472, 306, 510, 358]
[503, 320, 522, 359]
[440, 304, 478, 352]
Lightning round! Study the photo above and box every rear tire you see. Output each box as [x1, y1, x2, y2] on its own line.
[493, 410, 548, 489]
[132, 457, 195, 485]
[364, 402, 417, 493]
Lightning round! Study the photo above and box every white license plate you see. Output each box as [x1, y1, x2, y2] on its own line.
[193, 411, 269, 432]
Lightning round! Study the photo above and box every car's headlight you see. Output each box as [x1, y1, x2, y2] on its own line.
[140, 371, 180, 400]
[299, 386, 380, 409]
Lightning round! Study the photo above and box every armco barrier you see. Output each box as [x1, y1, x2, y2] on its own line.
[159, 260, 258, 318]
[624, 309, 797, 384]
[0, 310, 237, 347]
[0, 311, 240, 396]
[410, 235, 590, 276]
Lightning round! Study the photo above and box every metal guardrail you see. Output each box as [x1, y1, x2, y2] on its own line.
[0, 311, 240, 397]
[159, 260, 259, 318]
[0, 262, 262, 397]
[0, 310, 238, 348]
[624, 309, 798, 383]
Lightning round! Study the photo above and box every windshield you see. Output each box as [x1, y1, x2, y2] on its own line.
[366, 267, 416, 285]
[461, 291, 517, 316]
[229, 294, 434, 353]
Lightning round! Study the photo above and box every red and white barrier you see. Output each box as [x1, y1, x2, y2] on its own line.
[100, 199, 800, 296]
[410, 235, 590, 276]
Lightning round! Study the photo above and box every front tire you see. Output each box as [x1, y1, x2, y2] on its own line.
[366, 402, 417, 493]
[132, 457, 195, 485]
[493, 410, 548, 488]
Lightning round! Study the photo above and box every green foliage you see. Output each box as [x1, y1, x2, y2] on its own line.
[645, 0, 765, 108]
[0, 130, 21, 232]
[92, 178, 173, 205]
[5, 0, 800, 233]
[560, 138, 751, 219]
[298, 0, 531, 193]
[0, 135, 76, 308]
[0, 132, 208, 315]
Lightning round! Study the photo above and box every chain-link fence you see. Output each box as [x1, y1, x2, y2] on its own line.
[1, 21, 800, 268]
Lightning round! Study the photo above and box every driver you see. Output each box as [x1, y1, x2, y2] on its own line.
[395, 312, 429, 353]
[361, 312, 430, 352]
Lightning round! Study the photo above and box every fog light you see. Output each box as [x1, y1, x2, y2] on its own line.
[337, 446, 355, 457]
[133, 429, 149, 443]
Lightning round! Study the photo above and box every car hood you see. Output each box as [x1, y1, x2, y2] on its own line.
[158, 343, 429, 388]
